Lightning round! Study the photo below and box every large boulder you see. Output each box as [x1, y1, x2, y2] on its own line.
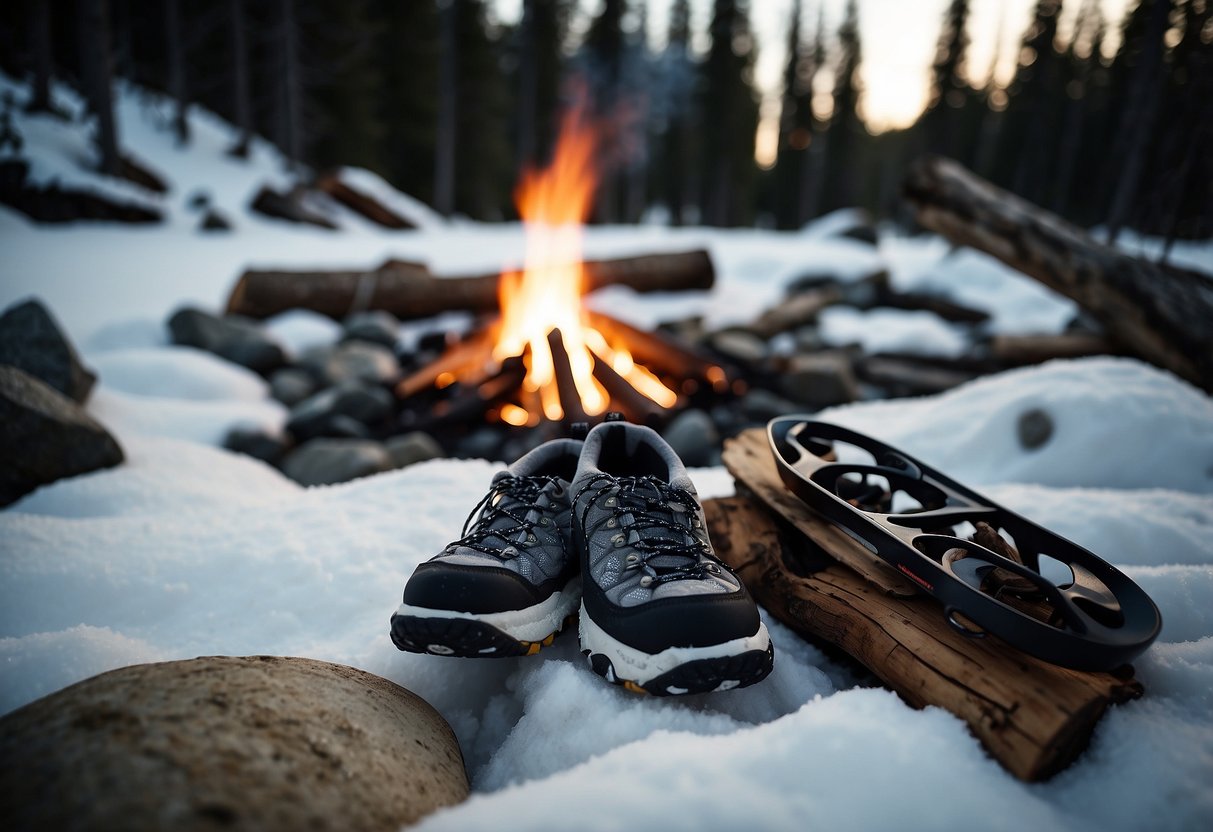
[0, 298, 96, 402]
[281, 438, 393, 486]
[0, 656, 468, 831]
[0, 365, 124, 506]
[167, 307, 287, 375]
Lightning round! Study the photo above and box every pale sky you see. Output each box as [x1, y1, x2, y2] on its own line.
[492, 0, 1135, 164]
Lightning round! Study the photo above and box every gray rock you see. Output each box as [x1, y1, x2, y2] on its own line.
[0, 656, 468, 831]
[0, 365, 124, 506]
[281, 438, 393, 486]
[321, 341, 399, 386]
[458, 427, 506, 461]
[662, 409, 720, 468]
[325, 414, 372, 439]
[223, 427, 291, 465]
[387, 431, 444, 469]
[741, 388, 802, 422]
[343, 311, 400, 348]
[1017, 408, 1054, 451]
[268, 367, 317, 407]
[168, 307, 286, 374]
[707, 329, 769, 364]
[0, 298, 96, 402]
[781, 351, 859, 408]
[286, 382, 393, 440]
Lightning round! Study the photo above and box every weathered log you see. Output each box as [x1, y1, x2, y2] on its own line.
[315, 171, 416, 229]
[226, 250, 716, 321]
[904, 155, 1213, 393]
[989, 333, 1115, 366]
[857, 354, 978, 396]
[703, 493, 1143, 782]
[748, 287, 843, 338]
[722, 428, 917, 597]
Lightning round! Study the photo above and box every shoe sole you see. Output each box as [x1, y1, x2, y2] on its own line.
[579, 606, 774, 696]
[391, 576, 581, 658]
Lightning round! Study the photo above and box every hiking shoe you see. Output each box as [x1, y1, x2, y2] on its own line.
[571, 421, 773, 695]
[391, 438, 583, 658]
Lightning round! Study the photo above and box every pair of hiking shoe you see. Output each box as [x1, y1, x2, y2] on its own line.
[390, 419, 774, 696]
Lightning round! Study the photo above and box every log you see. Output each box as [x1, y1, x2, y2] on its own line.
[722, 428, 918, 597]
[747, 286, 843, 338]
[904, 155, 1213, 394]
[989, 333, 1115, 366]
[857, 354, 978, 396]
[225, 250, 716, 321]
[703, 493, 1143, 782]
[315, 171, 416, 230]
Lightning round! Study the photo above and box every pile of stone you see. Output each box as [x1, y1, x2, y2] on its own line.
[166, 306, 447, 487]
[0, 299, 124, 506]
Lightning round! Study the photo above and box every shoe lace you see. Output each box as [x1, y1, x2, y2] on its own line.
[575, 474, 713, 586]
[454, 475, 563, 559]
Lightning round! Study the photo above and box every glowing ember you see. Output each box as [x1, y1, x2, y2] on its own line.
[495, 104, 677, 421]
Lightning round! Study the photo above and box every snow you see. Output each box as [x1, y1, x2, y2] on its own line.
[818, 306, 971, 357]
[2, 71, 1213, 830]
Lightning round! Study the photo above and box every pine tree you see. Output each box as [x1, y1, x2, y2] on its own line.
[373, 0, 440, 209]
[923, 0, 970, 158]
[25, 0, 56, 115]
[583, 0, 629, 221]
[821, 0, 864, 212]
[698, 0, 760, 227]
[1051, 0, 1103, 214]
[515, 0, 567, 171]
[655, 0, 696, 225]
[1001, 0, 1063, 203]
[226, 0, 253, 158]
[452, 0, 512, 219]
[772, 0, 805, 229]
[164, 0, 189, 145]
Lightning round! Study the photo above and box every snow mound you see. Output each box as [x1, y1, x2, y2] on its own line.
[819, 306, 970, 357]
[87, 385, 285, 446]
[263, 309, 342, 356]
[87, 346, 269, 402]
[819, 357, 1213, 493]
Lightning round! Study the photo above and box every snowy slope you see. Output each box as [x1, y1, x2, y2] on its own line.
[2, 72, 1213, 831]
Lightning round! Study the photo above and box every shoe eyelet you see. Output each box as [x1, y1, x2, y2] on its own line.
[639, 575, 654, 588]
[605, 496, 617, 507]
[540, 516, 552, 527]
[527, 534, 538, 544]
[612, 534, 625, 547]
[606, 518, 617, 528]
[706, 563, 720, 575]
[624, 553, 640, 566]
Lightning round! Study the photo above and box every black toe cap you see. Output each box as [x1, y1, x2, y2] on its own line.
[585, 583, 762, 653]
[403, 561, 561, 614]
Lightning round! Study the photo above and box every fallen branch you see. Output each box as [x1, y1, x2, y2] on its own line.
[904, 155, 1213, 393]
[226, 250, 716, 321]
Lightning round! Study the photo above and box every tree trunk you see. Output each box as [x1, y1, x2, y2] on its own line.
[26, 0, 55, 114]
[703, 489, 1143, 782]
[515, 0, 537, 171]
[904, 155, 1213, 394]
[276, 0, 303, 172]
[434, 0, 457, 217]
[76, 0, 121, 176]
[227, 0, 253, 157]
[164, 0, 190, 145]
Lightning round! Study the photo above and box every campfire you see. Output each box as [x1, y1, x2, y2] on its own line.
[392, 106, 732, 430]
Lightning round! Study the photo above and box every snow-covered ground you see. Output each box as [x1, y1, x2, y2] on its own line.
[3, 73, 1213, 830]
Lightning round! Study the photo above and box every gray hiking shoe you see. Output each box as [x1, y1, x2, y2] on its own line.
[571, 421, 773, 695]
[391, 438, 583, 657]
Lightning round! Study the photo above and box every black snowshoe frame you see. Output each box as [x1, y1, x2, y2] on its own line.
[768, 417, 1161, 671]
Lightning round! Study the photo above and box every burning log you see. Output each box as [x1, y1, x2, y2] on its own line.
[225, 250, 716, 322]
[905, 155, 1213, 394]
[401, 356, 526, 432]
[395, 325, 498, 400]
[590, 352, 668, 427]
[585, 310, 730, 394]
[546, 329, 588, 425]
[704, 493, 1143, 782]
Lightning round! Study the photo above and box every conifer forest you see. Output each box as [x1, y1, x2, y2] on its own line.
[1, 0, 1209, 243]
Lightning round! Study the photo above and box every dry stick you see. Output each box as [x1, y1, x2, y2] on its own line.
[903, 155, 1213, 394]
[585, 310, 728, 391]
[546, 329, 588, 425]
[703, 493, 1142, 782]
[589, 352, 668, 426]
[226, 250, 716, 321]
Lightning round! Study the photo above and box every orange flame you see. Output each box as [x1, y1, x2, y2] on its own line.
[495, 103, 677, 421]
